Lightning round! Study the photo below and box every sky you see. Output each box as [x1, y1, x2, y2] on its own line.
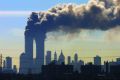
[0, 0, 120, 68]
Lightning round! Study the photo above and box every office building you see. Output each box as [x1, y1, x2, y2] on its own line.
[94, 55, 101, 65]
[46, 51, 51, 65]
[58, 50, 65, 64]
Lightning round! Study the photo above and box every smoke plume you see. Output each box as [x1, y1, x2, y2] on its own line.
[26, 0, 120, 35]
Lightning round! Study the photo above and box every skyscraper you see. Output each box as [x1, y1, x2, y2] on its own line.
[20, 12, 46, 74]
[67, 56, 71, 65]
[78, 60, 84, 72]
[0, 54, 2, 68]
[58, 50, 65, 64]
[46, 51, 51, 65]
[35, 29, 46, 73]
[74, 53, 78, 63]
[13, 65, 17, 73]
[54, 51, 57, 61]
[104, 61, 110, 73]
[94, 55, 101, 65]
[74, 53, 78, 72]
[19, 53, 28, 74]
[6, 57, 12, 70]
[3, 60, 5, 69]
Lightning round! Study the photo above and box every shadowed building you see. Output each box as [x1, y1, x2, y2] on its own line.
[67, 56, 71, 65]
[110, 65, 120, 74]
[5, 57, 12, 70]
[78, 60, 84, 72]
[0, 54, 2, 67]
[94, 55, 101, 65]
[0, 54, 2, 72]
[13, 65, 17, 73]
[74, 53, 78, 72]
[81, 63, 101, 74]
[58, 50, 65, 64]
[19, 12, 46, 74]
[74, 53, 78, 63]
[42, 62, 73, 76]
[46, 51, 51, 65]
[54, 51, 57, 61]
[19, 53, 29, 74]
[2, 56, 14, 73]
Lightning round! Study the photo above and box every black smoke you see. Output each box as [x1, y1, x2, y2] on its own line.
[26, 0, 120, 34]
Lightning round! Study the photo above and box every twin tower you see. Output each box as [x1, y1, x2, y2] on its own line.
[19, 12, 46, 74]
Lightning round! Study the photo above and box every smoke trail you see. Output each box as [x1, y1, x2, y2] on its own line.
[26, 0, 120, 34]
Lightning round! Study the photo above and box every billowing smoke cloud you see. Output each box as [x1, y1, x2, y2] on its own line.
[26, 0, 120, 35]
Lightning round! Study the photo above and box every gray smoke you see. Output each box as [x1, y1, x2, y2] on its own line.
[26, 0, 120, 34]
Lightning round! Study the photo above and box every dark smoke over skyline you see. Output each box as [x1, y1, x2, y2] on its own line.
[26, 0, 120, 34]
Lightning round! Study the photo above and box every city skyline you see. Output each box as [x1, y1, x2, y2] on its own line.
[1, 50, 120, 70]
[1, 50, 120, 74]
[1, 54, 120, 79]
[1, 0, 120, 79]
[1, 0, 120, 70]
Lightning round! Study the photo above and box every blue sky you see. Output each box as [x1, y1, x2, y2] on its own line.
[0, 0, 88, 10]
